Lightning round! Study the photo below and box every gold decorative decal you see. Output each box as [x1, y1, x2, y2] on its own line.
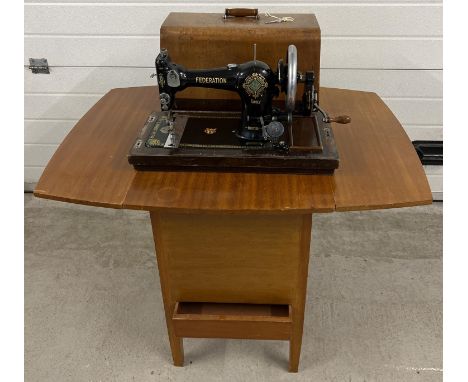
[243, 73, 268, 98]
[204, 127, 217, 135]
[147, 138, 161, 147]
[196, 77, 227, 84]
[158, 73, 165, 87]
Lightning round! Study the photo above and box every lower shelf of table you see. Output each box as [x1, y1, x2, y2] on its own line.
[172, 302, 292, 340]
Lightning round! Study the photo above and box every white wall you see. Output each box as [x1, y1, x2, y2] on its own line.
[24, 1, 443, 199]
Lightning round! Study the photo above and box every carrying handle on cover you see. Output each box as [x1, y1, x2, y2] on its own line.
[224, 8, 259, 19]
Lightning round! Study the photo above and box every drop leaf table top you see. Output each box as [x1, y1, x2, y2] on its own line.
[34, 86, 432, 213]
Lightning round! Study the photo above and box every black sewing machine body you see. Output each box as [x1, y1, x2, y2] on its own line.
[128, 45, 350, 173]
[157, 52, 279, 142]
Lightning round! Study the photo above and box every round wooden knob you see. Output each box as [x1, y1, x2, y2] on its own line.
[328, 115, 351, 124]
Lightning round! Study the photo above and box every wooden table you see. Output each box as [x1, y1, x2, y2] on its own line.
[34, 86, 432, 372]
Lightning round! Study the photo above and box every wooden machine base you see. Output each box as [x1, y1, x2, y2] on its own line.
[150, 212, 312, 372]
[128, 111, 339, 174]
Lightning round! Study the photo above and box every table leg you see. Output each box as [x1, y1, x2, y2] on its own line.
[289, 214, 312, 372]
[150, 215, 184, 366]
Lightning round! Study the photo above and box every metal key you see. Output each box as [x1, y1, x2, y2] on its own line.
[265, 19, 285, 24]
[264, 13, 294, 24]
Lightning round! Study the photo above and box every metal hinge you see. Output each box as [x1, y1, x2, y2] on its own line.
[28, 58, 50, 74]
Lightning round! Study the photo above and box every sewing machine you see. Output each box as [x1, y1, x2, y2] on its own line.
[128, 45, 350, 173]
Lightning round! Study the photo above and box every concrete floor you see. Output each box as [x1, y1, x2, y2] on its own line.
[25, 194, 442, 382]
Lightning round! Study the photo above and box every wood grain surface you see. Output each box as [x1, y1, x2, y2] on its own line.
[34, 86, 432, 212]
[321, 88, 433, 211]
[125, 171, 335, 213]
[34, 86, 157, 208]
[150, 212, 310, 304]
